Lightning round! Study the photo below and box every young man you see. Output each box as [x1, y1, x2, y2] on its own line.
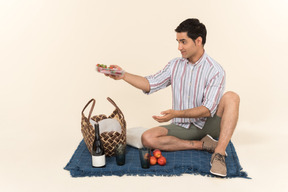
[103, 18, 240, 177]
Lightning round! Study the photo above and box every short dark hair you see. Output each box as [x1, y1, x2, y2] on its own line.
[175, 18, 207, 45]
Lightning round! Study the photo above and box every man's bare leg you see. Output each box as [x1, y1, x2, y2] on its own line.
[141, 91, 239, 153]
[141, 127, 202, 151]
[214, 91, 240, 155]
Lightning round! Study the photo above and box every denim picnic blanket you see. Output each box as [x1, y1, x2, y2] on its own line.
[64, 139, 249, 178]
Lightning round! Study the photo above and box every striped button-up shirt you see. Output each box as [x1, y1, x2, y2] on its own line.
[145, 52, 225, 129]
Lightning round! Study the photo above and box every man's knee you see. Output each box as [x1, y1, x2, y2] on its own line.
[222, 91, 240, 104]
[141, 130, 153, 148]
[141, 127, 168, 148]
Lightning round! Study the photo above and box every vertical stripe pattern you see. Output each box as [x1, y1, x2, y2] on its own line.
[145, 52, 225, 129]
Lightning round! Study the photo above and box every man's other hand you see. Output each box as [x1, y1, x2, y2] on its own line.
[152, 109, 177, 123]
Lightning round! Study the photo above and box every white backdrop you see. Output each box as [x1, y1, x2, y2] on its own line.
[1, 0, 288, 191]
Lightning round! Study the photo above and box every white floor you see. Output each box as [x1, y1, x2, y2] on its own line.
[1, 120, 287, 192]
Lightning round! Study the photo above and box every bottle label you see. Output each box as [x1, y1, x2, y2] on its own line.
[92, 155, 106, 167]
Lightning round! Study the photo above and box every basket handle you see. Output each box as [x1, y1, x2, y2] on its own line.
[107, 97, 125, 118]
[81, 98, 95, 120]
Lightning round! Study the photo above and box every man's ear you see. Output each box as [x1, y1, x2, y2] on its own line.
[195, 36, 203, 46]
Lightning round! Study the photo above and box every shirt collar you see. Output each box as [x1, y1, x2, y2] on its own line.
[181, 50, 207, 66]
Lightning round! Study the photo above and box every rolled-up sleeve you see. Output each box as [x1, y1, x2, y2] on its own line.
[202, 71, 225, 117]
[143, 62, 172, 95]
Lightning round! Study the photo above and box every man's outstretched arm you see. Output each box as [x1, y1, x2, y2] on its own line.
[105, 65, 150, 93]
[123, 72, 150, 93]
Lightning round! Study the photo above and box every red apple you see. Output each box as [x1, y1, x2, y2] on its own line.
[153, 149, 162, 159]
[150, 156, 157, 165]
[157, 156, 166, 166]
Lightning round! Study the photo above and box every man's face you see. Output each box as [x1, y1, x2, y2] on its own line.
[176, 32, 202, 62]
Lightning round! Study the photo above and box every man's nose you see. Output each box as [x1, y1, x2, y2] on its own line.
[178, 43, 183, 51]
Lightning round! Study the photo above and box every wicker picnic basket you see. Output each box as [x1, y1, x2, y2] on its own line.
[81, 97, 126, 157]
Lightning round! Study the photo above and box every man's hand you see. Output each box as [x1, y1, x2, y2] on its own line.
[152, 109, 177, 123]
[104, 65, 125, 80]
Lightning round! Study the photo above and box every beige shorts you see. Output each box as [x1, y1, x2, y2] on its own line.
[161, 115, 221, 140]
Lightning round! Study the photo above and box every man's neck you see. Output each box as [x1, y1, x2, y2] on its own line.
[188, 49, 204, 64]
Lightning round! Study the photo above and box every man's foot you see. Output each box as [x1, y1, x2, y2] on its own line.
[210, 153, 227, 177]
[201, 134, 218, 153]
[201, 134, 227, 156]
